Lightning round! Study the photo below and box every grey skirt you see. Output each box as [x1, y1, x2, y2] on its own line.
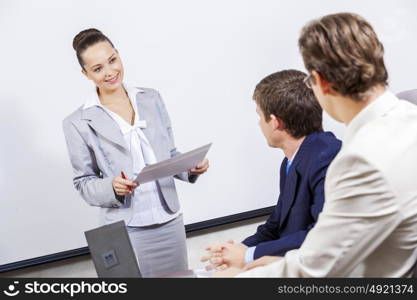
[127, 214, 188, 277]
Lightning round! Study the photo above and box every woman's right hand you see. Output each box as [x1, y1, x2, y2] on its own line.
[112, 175, 138, 196]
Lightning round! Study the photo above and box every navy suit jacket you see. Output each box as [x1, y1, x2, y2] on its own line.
[242, 131, 341, 259]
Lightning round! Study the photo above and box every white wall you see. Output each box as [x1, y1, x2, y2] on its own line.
[1, 0, 416, 266]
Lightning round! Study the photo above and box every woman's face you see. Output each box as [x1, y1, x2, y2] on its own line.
[81, 41, 124, 93]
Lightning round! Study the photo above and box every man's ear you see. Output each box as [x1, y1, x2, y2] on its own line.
[312, 70, 334, 95]
[269, 114, 284, 131]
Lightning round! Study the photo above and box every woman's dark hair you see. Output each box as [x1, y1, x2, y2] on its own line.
[72, 28, 115, 69]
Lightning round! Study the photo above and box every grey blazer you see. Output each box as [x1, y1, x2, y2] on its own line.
[63, 87, 198, 224]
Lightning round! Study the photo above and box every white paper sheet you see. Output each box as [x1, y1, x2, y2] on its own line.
[134, 143, 212, 184]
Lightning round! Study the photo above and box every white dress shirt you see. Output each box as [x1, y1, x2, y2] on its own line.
[83, 84, 180, 226]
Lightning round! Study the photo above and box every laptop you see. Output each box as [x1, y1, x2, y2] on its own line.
[85, 221, 213, 278]
[85, 221, 141, 278]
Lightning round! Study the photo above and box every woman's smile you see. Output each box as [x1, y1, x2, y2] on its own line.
[105, 73, 119, 84]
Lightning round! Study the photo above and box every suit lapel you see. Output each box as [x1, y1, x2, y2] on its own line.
[81, 106, 127, 150]
[81, 105, 135, 177]
[278, 133, 315, 227]
[279, 167, 299, 227]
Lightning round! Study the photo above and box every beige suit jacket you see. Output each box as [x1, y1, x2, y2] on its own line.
[238, 91, 417, 277]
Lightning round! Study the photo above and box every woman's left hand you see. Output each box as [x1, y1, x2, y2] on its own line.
[189, 158, 209, 175]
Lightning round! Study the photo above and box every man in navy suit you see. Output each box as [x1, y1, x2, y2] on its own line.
[201, 69, 341, 270]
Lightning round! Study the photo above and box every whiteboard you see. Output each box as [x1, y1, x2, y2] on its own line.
[1, 0, 416, 266]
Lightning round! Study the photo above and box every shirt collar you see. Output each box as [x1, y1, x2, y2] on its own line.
[288, 146, 300, 163]
[344, 90, 398, 145]
[83, 83, 144, 110]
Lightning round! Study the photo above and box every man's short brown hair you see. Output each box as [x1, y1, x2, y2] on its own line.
[298, 13, 388, 101]
[253, 69, 323, 139]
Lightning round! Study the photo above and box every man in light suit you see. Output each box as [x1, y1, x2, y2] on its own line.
[216, 12, 417, 277]
[201, 70, 341, 270]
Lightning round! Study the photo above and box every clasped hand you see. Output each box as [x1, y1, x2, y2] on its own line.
[201, 240, 282, 277]
[201, 240, 247, 271]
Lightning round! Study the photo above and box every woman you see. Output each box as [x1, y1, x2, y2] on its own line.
[63, 29, 209, 277]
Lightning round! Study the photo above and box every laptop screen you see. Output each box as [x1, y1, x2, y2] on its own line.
[85, 221, 141, 278]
